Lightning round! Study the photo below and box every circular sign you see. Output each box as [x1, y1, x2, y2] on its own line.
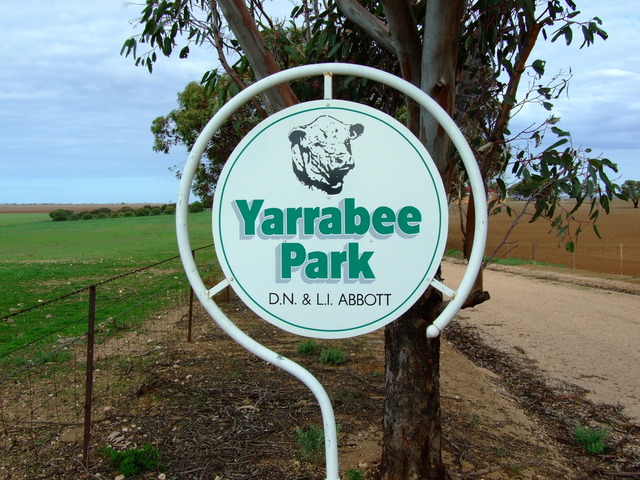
[213, 100, 447, 338]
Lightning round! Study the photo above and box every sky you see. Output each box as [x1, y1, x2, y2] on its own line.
[1, 1, 638, 204]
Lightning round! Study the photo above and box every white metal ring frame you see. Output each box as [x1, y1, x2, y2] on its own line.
[176, 63, 487, 480]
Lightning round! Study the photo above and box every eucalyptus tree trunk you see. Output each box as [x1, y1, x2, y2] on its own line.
[380, 1, 463, 478]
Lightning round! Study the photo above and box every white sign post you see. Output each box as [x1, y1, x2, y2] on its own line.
[176, 63, 487, 480]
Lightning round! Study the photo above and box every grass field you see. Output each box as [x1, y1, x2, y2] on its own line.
[0, 213, 50, 227]
[0, 211, 217, 361]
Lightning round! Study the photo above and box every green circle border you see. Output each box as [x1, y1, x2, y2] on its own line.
[214, 101, 446, 335]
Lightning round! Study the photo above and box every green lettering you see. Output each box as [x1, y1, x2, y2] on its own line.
[234, 199, 264, 236]
[261, 207, 284, 235]
[318, 207, 342, 235]
[371, 206, 395, 235]
[344, 198, 370, 235]
[281, 243, 305, 279]
[286, 207, 303, 235]
[303, 207, 320, 235]
[330, 250, 347, 279]
[397, 206, 421, 235]
[347, 243, 375, 279]
[305, 251, 328, 279]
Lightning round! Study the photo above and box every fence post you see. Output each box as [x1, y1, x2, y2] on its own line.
[620, 244, 623, 276]
[188, 250, 195, 342]
[531, 242, 537, 265]
[83, 285, 96, 466]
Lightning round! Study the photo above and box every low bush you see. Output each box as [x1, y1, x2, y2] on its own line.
[574, 423, 609, 454]
[320, 347, 346, 366]
[49, 209, 74, 221]
[101, 444, 164, 478]
[296, 424, 324, 464]
[297, 339, 320, 356]
[189, 201, 204, 213]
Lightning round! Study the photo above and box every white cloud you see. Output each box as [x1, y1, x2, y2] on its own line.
[0, 0, 638, 203]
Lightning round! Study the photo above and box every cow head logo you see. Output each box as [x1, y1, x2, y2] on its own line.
[289, 115, 364, 194]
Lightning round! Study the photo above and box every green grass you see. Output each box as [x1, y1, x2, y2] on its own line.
[0, 212, 219, 362]
[0, 213, 50, 227]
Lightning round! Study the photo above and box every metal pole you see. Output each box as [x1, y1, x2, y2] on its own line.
[188, 250, 195, 342]
[82, 285, 96, 465]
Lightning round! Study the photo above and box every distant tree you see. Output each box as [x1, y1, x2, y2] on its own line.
[49, 209, 73, 222]
[188, 201, 204, 213]
[135, 207, 151, 217]
[151, 81, 260, 207]
[91, 207, 112, 216]
[621, 180, 640, 208]
[163, 205, 176, 215]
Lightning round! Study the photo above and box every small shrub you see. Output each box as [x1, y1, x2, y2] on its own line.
[95, 212, 109, 219]
[91, 207, 112, 216]
[49, 209, 73, 221]
[150, 207, 162, 216]
[297, 339, 320, 356]
[101, 444, 163, 477]
[81, 212, 93, 220]
[189, 201, 204, 213]
[296, 424, 324, 464]
[346, 469, 365, 480]
[469, 413, 480, 429]
[163, 205, 176, 215]
[574, 423, 609, 454]
[320, 347, 346, 366]
[135, 207, 151, 217]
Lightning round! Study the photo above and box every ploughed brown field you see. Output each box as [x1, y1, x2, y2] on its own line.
[448, 199, 640, 276]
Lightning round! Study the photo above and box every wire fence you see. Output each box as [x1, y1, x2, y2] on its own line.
[447, 236, 640, 277]
[0, 245, 221, 479]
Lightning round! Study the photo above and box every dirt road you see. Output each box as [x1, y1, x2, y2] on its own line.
[443, 259, 640, 423]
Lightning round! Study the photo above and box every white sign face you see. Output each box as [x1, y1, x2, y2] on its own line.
[213, 100, 447, 338]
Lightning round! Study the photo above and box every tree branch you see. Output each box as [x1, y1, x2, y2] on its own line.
[216, 0, 298, 112]
[334, 0, 396, 54]
[210, 0, 268, 118]
[481, 20, 543, 178]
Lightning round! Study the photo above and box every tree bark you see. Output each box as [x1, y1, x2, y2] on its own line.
[382, 286, 445, 480]
[420, 0, 464, 177]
